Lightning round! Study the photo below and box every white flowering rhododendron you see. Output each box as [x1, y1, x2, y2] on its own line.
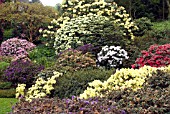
[97, 45, 129, 69]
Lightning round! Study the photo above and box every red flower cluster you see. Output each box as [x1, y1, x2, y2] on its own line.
[132, 44, 170, 68]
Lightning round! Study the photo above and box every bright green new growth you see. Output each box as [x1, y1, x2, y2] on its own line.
[79, 65, 170, 99]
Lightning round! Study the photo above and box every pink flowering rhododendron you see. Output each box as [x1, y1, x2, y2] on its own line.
[132, 44, 170, 68]
[0, 38, 36, 60]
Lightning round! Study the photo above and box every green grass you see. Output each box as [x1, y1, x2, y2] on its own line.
[0, 98, 18, 114]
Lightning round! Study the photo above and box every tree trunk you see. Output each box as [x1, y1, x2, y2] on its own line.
[166, 0, 170, 19]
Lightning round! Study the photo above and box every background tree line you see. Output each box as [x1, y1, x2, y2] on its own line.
[54, 0, 170, 21]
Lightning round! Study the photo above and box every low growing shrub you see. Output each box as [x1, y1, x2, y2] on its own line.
[0, 89, 16, 98]
[3, 59, 44, 87]
[11, 97, 124, 114]
[0, 81, 12, 89]
[132, 43, 170, 68]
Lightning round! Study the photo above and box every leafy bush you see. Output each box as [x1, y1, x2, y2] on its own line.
[52, 68, 114, 99]
[11, 97, 124, 114]
[133, 17, 153, 36]
[3, 59, 44, 87]
[0, 38, 36, 60]
[0, 89, 16, 98]
[55, 49, 96, 72]
[96, 45, 129, 69]
[0, 2, 58, 43]
[132, 44, 170, 68]
[28, 45, 56, 68]
[80, 65, 170, 99]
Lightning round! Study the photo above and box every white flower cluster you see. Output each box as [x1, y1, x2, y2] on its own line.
[97, 45, 129, 68]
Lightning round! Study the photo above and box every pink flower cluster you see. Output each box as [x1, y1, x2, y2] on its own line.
[132, 44, 170, 68]
[0, 38, 36, 60]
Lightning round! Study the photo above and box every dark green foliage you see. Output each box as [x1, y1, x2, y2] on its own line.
[0, 81, 12, 89]
[122, 44, 140, 68]
[0, 61, 9, 79]
[28, 45, 56, 68]
[133, 17, 153, 36]
[145, 70, 170, 89]
[0, 89, 15, 98]
[3, 28, 13, 41]
[53, 68, 115, 99]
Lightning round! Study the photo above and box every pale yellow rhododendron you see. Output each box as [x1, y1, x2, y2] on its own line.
[15, 72, 62, 102]
[42, 0, 138, 49]
[79, 65, 170, 99]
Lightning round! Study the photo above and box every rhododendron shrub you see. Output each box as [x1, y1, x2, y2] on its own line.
[3, 59, 44, 87]
[0, 38, 36, 60]
[132, 44, 170, 68]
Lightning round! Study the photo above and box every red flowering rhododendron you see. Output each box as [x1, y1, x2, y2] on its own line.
[132, 44, 170, 68]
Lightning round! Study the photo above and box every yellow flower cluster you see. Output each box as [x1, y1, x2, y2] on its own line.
[15, 72, 62, 102]
[16, 84, 26, 98]
[79, 65, 170, 99]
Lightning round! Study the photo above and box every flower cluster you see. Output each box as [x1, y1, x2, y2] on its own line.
[132, 44, 170, 68]
[97, 45, 129, 69]
[16, 84, 26, 98]
[0, 38, 36, 60]
[16, 72, 62, 102]
[79, 65, 170, 99]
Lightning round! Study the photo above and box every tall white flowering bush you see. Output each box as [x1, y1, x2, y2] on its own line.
[53, 14, 126, 54]
[41, 0, 138, 51]
[97, 45, 129, 69]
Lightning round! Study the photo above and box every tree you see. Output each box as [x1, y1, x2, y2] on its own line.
[166, 0, 170, 19]
[0, 2, 58, 42]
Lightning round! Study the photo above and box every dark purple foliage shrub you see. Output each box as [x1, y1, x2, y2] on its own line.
[3, 59, 44, 87]
[11, 97, 125, 114]
[0, 37, 36, 60]
[76, 44, 94, 54]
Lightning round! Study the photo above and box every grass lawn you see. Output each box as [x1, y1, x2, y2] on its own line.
[0, 98, 18, 114]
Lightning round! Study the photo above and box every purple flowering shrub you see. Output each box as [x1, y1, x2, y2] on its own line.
[11, 97, 124, 114]
[3, 59, 44, 87]
[0, 38, 36, 60]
